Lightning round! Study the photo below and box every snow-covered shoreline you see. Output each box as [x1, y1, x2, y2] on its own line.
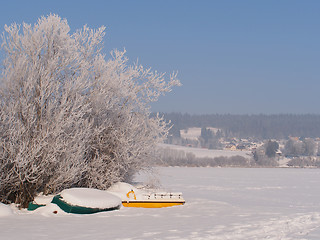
[1, 167, 320, 239]
[158, 143, 252, 159]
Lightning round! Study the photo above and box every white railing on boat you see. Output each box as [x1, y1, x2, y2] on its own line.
[143, 192, 183, 200]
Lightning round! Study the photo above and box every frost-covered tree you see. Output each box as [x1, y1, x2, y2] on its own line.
[0, 14, 180, 207]
[265, 140, 279, 158]
[303, 138, 317, 156]
[284, 139, 310, 157]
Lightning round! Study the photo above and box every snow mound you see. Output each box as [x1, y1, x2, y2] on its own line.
[108, 182, 138, 194]
[107, 182, 143, 201]
[34, 194, 54, 205]
[60, 188, 121, 209]
[33, 203, 67, 216]
[0, 203, 13, 217]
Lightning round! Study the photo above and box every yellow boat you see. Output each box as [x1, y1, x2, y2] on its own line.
[122, 191, 185, 208]
[108, 182, 185, 208]
[122, 200, 185, 208]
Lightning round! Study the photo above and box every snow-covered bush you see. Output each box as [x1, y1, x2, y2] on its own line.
[0, 14, 180, 207]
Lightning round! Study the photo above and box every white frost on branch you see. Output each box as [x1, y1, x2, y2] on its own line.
[0, 14, 180, 207]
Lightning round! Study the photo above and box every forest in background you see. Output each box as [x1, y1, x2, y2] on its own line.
[151, 113, 320, 168]
[156, 113, 320, 140]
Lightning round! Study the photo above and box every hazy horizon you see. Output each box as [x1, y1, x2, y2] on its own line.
[152, 111, 320, 116]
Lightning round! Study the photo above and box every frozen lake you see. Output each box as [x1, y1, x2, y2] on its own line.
[2, 167, 320, 239]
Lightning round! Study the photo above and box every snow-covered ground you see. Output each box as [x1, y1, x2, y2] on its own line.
[2, 167, 320, 239]
[180, 127, 202, 140]
[159, 143, 252, 159]
[180, 127, 221, 140]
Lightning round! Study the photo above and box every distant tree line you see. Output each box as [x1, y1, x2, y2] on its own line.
[155, 113, 320, 140]
[199, 127, 223, 149]
[287, 157, 320, 168]
[155, 147, 276, 167]
[284, 138, 318, 157]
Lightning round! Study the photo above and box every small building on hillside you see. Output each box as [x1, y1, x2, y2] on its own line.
[225, 144, 237, 151]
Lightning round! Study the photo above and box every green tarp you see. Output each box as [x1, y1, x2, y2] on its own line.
[28, 195, 120, 214]
[51, 195, 120, 214]
[27, 202, 46, 211]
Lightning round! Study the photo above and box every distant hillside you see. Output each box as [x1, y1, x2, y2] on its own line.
[155, 113, 320, 140]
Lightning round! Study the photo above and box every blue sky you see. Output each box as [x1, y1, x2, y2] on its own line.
[1, 0, 320, 114]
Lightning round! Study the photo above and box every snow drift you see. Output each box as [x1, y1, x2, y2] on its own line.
[58, 188, 122, 209]
[0, 203, 13, 217]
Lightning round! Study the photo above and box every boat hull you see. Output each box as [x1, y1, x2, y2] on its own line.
[52, 195, 120, 214]
[27, 202, 46, 211]
[122, 200, 185, 208]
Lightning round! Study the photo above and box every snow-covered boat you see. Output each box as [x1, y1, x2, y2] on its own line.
[108, 182, 185, 208]
[27, 188, 122, 214]
[51, 188, 122, 214]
